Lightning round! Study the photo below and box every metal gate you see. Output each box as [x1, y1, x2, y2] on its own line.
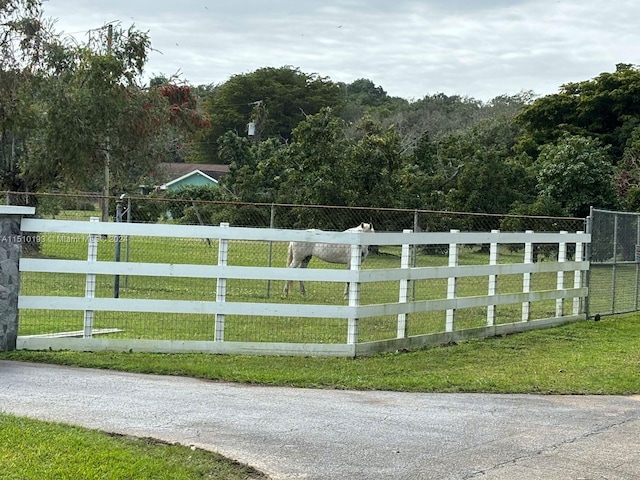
[587, 207, 640, 316]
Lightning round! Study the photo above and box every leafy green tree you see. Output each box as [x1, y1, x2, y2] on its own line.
[26, 25, 160, 191]
[216, 132, 286, 202]
[25, 24, 208, 199]
[339, 78, 408, 124]
[342, 117, 402, 208]
[195, 66, 343, 163]
[276, 107, 349, 206]
[614, 125, 640, 210]
[517, 64, 640, 161]
[0, 0, 51, 193]
[445, 119, 529, 225]
[535, 134, 617, 217]
[398, 111, 531, 221]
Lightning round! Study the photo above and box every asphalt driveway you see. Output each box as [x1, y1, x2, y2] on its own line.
[1, 360, 639, 479]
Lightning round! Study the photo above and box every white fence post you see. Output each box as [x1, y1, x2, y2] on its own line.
[556, 231, 567, 317]
[487, 229, 499, 326]
[397, 229, 412, 338]
[446, 230, 459, 332]
[83, 217, 99, 338]
[215, 222, 229, 342]
[522, 230, 533, 322]
[573, 231, 585, 315]
[347, 243, 362, 345]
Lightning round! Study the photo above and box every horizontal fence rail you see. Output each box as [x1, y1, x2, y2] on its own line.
[17, 217, 590, 356]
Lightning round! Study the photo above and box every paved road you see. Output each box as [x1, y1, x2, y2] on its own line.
[1, 360, 639, 479]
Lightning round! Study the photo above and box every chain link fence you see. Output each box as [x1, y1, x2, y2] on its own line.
[6, 191, 587, 345]
[3, 190, 585, 231]
[588, 208, 640, 317]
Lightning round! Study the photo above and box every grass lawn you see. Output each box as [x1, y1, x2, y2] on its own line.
[4, 312, 639, 395]
[0, 414, 266, 480]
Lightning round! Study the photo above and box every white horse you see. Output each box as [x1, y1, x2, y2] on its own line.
[283, 222, 374, 297]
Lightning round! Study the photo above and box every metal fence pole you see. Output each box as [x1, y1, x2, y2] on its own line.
[113, 195, 123, 298]
[584, 209, 593, 318]
[124, 195, 131, 289]
[412, 210, 419, 300]
[635, 214, 640, 311]
[611, 213, 618, 314]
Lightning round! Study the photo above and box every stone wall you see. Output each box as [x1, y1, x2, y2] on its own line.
[0, 207, 35, 351]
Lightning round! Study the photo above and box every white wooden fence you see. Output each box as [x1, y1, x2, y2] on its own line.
[17, 218, 590, 356]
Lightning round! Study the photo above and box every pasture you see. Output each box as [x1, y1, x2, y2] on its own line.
[19, 229, 568, 345]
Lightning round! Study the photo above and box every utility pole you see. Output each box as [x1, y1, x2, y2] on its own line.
[247, 100, 264, 143]
[102, 23, 113, 223]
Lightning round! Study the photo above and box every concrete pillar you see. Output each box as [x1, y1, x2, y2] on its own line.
[0, 206, 35, 351]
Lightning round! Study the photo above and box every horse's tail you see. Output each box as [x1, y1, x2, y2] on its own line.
[286, 242, 293, 267]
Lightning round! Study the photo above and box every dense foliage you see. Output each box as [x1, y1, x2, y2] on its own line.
[0, 5, 209, 204]
[184, 63, 639, 220]
[1, 2, 638, 220]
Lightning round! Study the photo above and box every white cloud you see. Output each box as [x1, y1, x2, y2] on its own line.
[43, 0, 640, 101]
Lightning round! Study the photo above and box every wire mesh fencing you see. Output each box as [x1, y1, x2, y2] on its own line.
[3, 190, 585, 230]
[588, 208, 640, 317]
[8, 191, 588, 349]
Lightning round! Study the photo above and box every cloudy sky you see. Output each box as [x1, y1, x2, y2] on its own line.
[43, 0, 638, 102]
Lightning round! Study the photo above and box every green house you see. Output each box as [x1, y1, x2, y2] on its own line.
[161, 169, 217, 190]
[158, 163, 229, 192]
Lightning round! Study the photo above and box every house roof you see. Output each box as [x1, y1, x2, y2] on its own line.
[160, 169, 219, 189]
[160, 163, 229, 182]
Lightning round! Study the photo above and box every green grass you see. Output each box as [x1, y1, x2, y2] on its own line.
[4, 313, 640, 394]
[0, 414, 266, 480]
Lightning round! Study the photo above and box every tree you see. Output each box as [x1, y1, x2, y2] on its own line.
[535, 134, 617, 217]
[216, 132, 286, 202]
[517, 64, 640, 161]
[0, 0, 51, 193]
[195, 66, 343, 163]
[25, 24, 170, 198]
[342, 117, 402, 208]
[156, 82, 211, 163]
[339, 78, 408, 124]
[396, 111, 531, 222]
[25, 23, 208, 202]
[276, 107, 349, 206]
[613, 125, 640, 210]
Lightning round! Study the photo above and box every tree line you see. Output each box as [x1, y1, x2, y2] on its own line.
[2, 1, 638, 221]
[188, 64, 638, 220]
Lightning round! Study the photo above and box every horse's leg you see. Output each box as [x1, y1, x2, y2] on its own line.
[299, 256, 312, 296]
[284, 244, 312, 297]
[284, 242, 296, 297]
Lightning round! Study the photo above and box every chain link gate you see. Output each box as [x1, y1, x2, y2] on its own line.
[588, 207, 640, 317]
